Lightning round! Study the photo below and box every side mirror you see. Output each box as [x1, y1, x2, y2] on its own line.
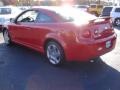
[10, 18, 15, 23]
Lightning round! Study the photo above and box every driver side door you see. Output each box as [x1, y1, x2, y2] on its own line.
[9, 10, 39, 46]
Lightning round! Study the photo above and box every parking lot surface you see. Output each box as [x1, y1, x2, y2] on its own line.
[0, 28, 120, 90]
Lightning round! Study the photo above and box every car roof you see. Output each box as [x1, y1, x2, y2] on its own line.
[37, 6, 87, 10]
[32, 6, 78, 12]
[0, 5, 17, 8]
[33, 6, 68, 10]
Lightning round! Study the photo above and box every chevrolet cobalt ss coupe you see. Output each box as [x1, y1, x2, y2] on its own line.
[3, 7, 117, 66]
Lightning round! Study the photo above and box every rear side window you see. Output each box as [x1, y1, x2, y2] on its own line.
[36, 13, 54, 23]
[115, 8, 120, 12]
[102, 7, 113, 13]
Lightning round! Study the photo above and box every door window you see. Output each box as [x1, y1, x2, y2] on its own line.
[17, 10, 38, 22]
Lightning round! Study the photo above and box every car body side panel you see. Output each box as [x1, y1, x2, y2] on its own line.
[8, 22, 77, 54]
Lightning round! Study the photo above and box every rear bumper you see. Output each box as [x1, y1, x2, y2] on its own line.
[65, 34, 117, 62]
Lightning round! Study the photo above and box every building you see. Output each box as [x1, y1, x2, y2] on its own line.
[0, 0, 4, 6]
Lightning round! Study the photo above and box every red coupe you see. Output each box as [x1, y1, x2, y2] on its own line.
[3, 7, 117, 66]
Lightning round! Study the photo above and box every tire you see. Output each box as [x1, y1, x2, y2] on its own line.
[90, 57, 101, 63]
[45, 41, 65, 66]
[114, 18, 120, 26]
[3, 29, 12, 45]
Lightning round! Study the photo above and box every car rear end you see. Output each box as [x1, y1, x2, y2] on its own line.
[48, 7, 117, 62]
[66, 17, 117, 61]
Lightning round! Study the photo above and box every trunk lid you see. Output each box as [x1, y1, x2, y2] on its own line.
[89, 17, 114, 40]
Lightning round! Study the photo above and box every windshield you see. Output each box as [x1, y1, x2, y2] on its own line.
[0, 8, 11, 14]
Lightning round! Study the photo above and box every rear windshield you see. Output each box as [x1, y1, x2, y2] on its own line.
[102, 7, 113, 13]
[52, 7, 96, 22]
[0, 8, 11, 14]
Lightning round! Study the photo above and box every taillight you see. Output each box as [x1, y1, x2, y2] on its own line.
[82, 30, 91, 38]
[109, 18, 114, 29]
[94, 29, 101, 38]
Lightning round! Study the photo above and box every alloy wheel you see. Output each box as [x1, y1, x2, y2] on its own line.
[46, 41, 64, 65]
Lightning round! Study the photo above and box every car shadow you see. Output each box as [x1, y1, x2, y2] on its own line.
[0, 43, 120, 90]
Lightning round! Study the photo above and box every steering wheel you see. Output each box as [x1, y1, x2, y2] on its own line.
[21, 16, 34, 22]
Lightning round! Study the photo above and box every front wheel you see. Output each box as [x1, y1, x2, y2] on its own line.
[45, 41, 65, 66]
[3, 29, 12, 45]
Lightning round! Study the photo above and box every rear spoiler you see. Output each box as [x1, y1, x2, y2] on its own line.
[89, 16, 111, 23]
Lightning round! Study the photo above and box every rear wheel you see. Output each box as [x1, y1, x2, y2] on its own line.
[90, 57, 101, 63]
[3, 29, 12, 45]
[45, 41, 65, 66]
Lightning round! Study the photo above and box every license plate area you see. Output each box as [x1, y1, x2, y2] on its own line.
[106, 40, 111, 48]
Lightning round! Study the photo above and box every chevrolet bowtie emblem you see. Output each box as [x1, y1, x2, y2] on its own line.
[95, 29, 99, 34]
[105, 27, 108, 30]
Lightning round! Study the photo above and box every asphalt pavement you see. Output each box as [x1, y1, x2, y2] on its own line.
[0, 28, 120, 90]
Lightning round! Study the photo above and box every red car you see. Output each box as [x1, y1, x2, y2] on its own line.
[2, 7, 117, 66]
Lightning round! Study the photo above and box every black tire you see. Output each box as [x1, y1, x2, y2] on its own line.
[90, 57, 101, 63]
[3, 29, 12, 45]
[45, 41, 65, 66]
[114, 18, 120, 26]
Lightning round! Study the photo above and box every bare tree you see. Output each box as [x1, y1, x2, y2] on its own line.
[1, 0, 16, 5]
[98, 0, 101, 4]
[17, 0, 35, 6]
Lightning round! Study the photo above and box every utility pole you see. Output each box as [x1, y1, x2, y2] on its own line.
[88, 0, 90, 5]
[98, 0, 100, 4]
[113, 0, 115, 5]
